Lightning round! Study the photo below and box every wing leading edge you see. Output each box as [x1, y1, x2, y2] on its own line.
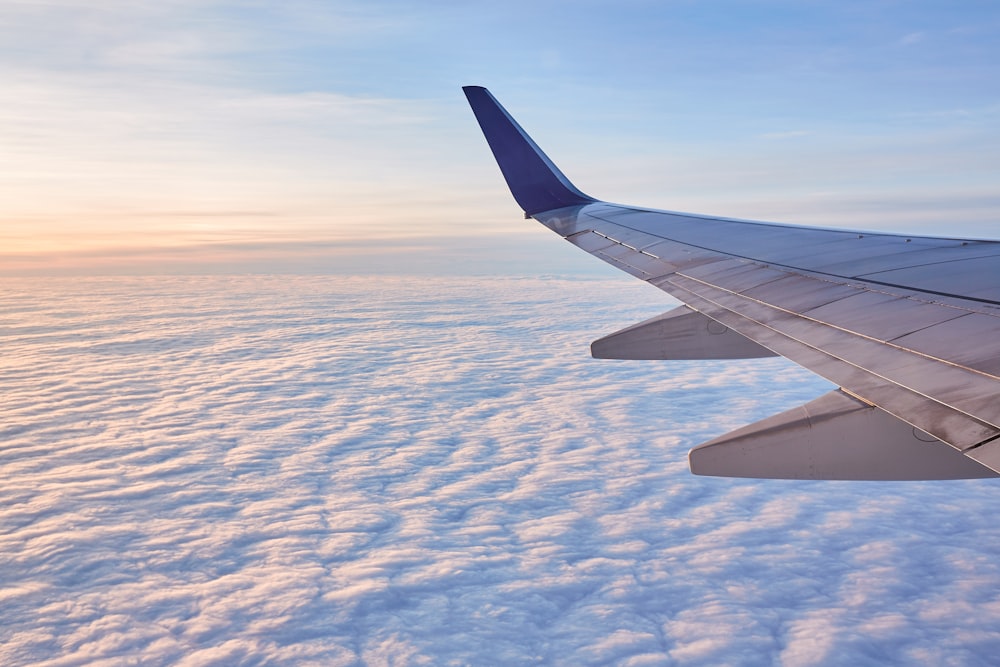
[463, 85, 1000, 480]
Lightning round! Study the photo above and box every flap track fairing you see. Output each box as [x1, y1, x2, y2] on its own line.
[689, 390, 999, 480]
[591, 305, 778, 360]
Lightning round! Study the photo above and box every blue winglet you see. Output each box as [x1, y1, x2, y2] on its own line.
[463, 86, 596, 215]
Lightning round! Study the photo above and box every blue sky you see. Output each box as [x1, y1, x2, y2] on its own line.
[3, 6, 1000, 663]
[1, 1, 998, 274]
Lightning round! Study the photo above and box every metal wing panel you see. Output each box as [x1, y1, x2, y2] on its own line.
[800, 292, 968, 342]
[598, 250, 676, 277]
[891, 314, 1000, 378]
[815, 244, 1000, 276]
[592, 227, 667, 251]
[538, 204, 1000, 454]
[739, 275, 861, 312]
[663, 270, 1000, 433]
[764, 237, 945, 270]
[577, 205, 1000, 304]
[465, 87, 1000, 477]
[566, 231, 617, 253]
[860, 255, 1000, 302]
[596, 252, 657, 279]
[547, 203, 1000, 458]
[681, 261, 792, 291]
[661, 277, 1000, 451]
[641, 242, 727, 271]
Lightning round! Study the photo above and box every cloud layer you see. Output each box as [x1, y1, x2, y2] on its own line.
[1, 275, 998, 666]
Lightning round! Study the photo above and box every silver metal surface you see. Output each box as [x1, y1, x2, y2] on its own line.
[465, 87, 1000, 479]
[690, 390, 998, 480]
[891, 313, 1000, 378]
[802, 292, 966, 341]
[566, 201, 1000, 462]
[591, 305, 777, 360]
[669, 284, 1000, 452]
[861, 255, 1000, 301]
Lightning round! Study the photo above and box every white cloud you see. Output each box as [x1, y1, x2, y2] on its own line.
[899, 31, 925, 46]
[759, 130, 812, 140]
[1, 275, 998, 665]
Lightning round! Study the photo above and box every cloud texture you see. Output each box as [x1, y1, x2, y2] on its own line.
[1, 275, 998, 665]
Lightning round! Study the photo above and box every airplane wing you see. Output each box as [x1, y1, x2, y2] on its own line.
[463, 85, 1000, 480]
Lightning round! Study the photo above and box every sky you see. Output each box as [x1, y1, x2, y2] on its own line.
[3, 275, 1000, 666]
[2, 4, 1000, 665]
[1, 0, 999, 275]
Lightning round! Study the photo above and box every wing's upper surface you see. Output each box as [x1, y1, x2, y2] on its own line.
[463, 85, 1000, 480]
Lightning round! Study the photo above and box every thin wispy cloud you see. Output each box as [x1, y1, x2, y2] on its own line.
[759, 129, 812, 140]
[899, 31, 926, 46]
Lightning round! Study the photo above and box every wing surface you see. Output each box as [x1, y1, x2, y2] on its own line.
[464, 85, 1000, 480]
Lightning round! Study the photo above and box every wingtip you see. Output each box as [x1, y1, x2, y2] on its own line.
[462, 86, 487, 104]
[463, 85, 595, 214]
